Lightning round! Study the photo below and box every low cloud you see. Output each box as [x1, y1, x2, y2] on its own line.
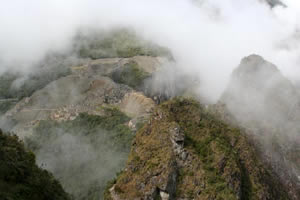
[0, 0, 300, 101]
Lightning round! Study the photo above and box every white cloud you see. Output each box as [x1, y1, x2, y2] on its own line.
[0, 0, 300, 101]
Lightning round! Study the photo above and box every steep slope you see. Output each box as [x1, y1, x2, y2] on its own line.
[106, 98, 290, 200]
[0, 129, 70, 200]
[220, 54, 300, 199]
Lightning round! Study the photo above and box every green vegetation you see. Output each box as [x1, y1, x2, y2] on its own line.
[74, 28, 172, 59]
[0, 129, 70, 200]
[110, 61, 150, 90]
[108, 98, 291, 200]
[163, 99, 239, 199]
[25, 109, 134, 200]
[165, 98, 289, 199]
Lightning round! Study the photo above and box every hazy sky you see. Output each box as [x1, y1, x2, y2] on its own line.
[1, 0, 300, 101]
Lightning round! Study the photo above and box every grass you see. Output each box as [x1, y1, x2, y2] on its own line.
[108, 98, 291, 200]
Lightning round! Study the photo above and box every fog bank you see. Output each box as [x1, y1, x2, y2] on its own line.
[1, 0, 300, 101]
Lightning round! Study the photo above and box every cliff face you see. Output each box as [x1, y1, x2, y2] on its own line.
[106, 98, 290, 200]
[0, 129, 70, 200]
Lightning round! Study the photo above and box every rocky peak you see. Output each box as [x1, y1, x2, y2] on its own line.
[222, 54, 300, 122]
[230, 54, 281, 90]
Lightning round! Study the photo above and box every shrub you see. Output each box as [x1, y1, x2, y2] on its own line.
[0, 129, 70, 200]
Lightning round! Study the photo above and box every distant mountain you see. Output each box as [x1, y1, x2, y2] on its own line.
[220, 54, 300, 199]
[221, 54, 300, 125]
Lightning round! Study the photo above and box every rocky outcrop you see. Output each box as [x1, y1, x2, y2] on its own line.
[119, 92, 154, 117]
[106, 98, 291, 200]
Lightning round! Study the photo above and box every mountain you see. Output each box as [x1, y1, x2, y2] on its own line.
[0, 29, 172, 199]
[221, 54, 300, 125]
[105, 98, 290, 200]
[4, 56, 162, 138]
[0, 28, 201, 199]
[0, 29, 298, 199]
[0, 129, 70, 200]
[220, 54, 300, 199]
[2, 56, 163, 199]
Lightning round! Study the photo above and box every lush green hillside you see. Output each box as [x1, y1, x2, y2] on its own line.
[0, 129, 70, 200]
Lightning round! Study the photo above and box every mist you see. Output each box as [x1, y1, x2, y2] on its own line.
[1, 1, 300, 199]
[32, 129, 128, 199]
[0, 0, 300, 102]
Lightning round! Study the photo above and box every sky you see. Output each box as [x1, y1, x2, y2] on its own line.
[0, 0, 300, 101]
